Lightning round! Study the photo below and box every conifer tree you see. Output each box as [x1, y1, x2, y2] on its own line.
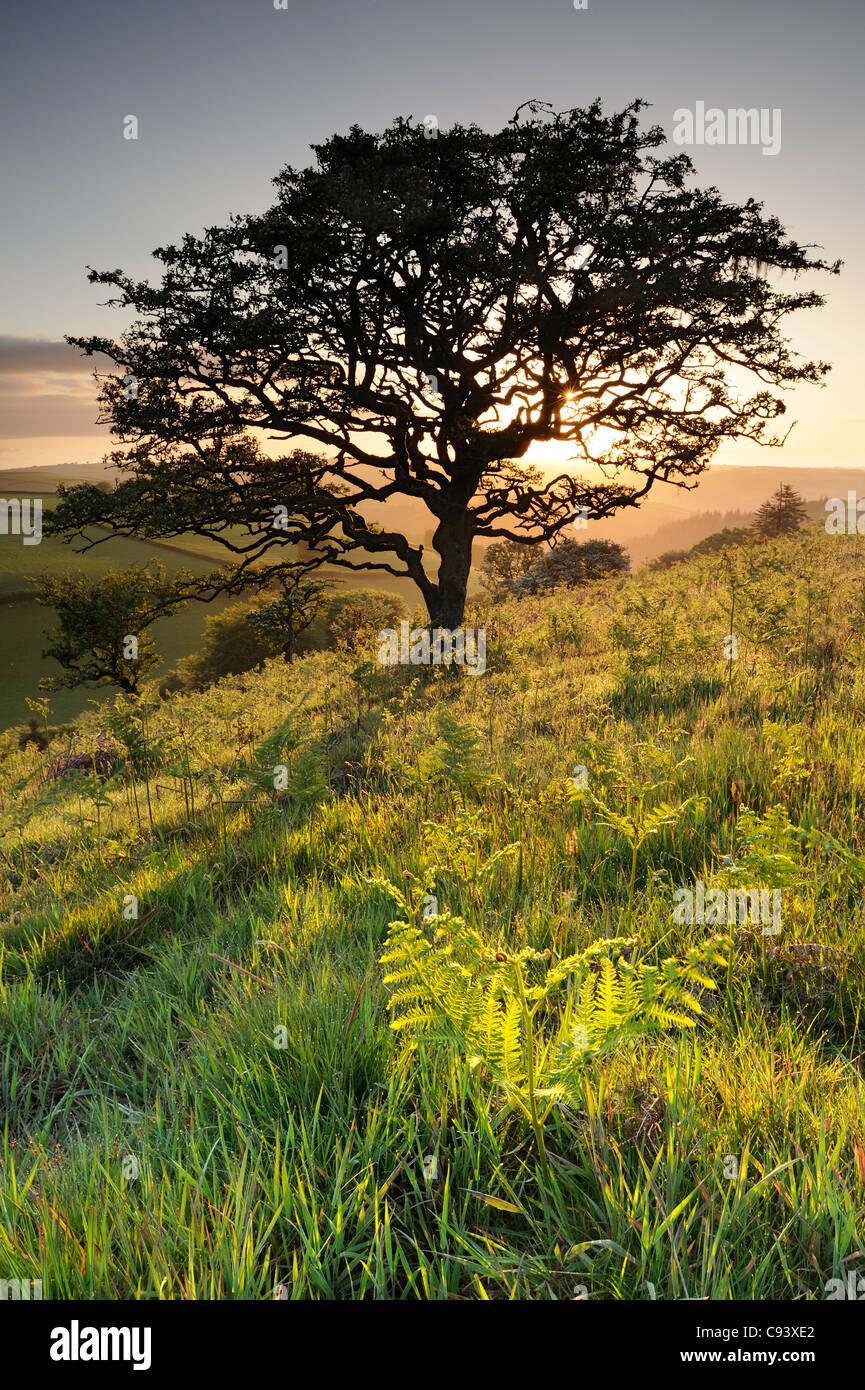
[751, 483, 809, 539]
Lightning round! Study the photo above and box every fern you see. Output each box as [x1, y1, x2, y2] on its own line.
[423, 711, 489, 803]
[567, 772, 704, 925]
[376, 875, 727, 1183]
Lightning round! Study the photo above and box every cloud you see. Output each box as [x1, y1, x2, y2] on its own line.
[0, 336, 114, 438]
[0, 335, 113, 375]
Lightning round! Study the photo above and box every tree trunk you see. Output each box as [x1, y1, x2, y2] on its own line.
[429, 511, 474, 628]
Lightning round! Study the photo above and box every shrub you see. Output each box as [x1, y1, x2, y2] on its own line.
[318, 590, 410, 651]
[164, 588, 410, 692]
[515, 538, 630, 594]
[168, 599, 279, 692]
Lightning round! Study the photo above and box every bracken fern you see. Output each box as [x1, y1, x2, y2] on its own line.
[375, 875, 727, 1183]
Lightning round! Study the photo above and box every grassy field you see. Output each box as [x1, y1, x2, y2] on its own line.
[0, 498, 424, 730]
[0, 524, 863, 1300]
[0, 504, 239, 730]
[0, 594, 242, 731]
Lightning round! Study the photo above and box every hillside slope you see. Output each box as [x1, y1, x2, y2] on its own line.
[1, 527, 864, 1299]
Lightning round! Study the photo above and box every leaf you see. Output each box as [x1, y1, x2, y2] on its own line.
[567, 1239, 630, 1259]
[466, 1191, 524, 1214]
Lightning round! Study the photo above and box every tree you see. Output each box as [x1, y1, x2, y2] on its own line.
[690, 525, 753, 556]
[33, 562, 188, 695]
[751, 483, 809, 539]
[322, 589, 410, 649]
[246, 571, 329, 662]
[50, 100, 838, 628]
[516, 537, 629, 594]
[478, 538, 537, 600]
[647, 549, 689, 572]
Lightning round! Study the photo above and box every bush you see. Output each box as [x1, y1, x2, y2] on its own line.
[308, 590, 411, 652]
[164, 588, 410, 692]
[478, 539, 538, 600]
[647, 527, 753, 572]
[647, 549, 689, 572]
[167, 600, 279, 692]
[515, 538, 630, 594]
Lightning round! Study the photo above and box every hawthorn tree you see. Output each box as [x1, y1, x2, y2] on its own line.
[33, 562, 189, 695]
[50, 99, 838, 627]
[480, 535, 627, 598]
[479, 537, 537, 600]
[518, 537, 629, 594]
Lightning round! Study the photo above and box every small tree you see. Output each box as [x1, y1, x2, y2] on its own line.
[323, 589, 410, 650]
[752, 483, 809, 539]
[246, 571, 329, 662]
[33, 562, 188, 696]
[515, 538, 629, 594]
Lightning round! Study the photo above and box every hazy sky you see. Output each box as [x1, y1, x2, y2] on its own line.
[1, 0, 862, 471]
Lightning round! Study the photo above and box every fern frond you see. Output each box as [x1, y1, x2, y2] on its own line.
[377, 875, 729, 1179]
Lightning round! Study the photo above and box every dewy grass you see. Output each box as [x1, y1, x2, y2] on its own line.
[0, 527, 864, 1298]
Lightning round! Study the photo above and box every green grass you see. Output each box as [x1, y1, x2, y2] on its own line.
[0, 496, 427, 731]
[0, 497, 240, 728]
[0, 524, 863, 1299]
[0, 500, 225, 598]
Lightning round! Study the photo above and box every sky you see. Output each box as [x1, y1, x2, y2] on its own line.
[0, 0, 862, 474]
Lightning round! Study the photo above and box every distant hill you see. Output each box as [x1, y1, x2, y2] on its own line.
[618, 510, 754, 568]
[578, 466, 865, 566]
[0, 461, 116, 493]
[4, 458, 863, 574]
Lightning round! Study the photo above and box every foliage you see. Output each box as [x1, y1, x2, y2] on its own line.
[482, 537, 629, 598]
[50, 101, 838, 627]
[1, 526, 865, 1299]
[32, 561, 188, 696]
[515, 538, 630, 594]
[569, 766, 703, 923]
[167, 599, 280, 692]
[165, 586, 409, 693]
[646, 548, 689, 573]
[320, 589, 410, 651]
[378, 876, 727, 1182]
[690, 526, 754, 558]
[478, 539, 539, 601]
[421, 710, 490, 802]
[648, 527, 753, 572]
[245, 571, 329, 662]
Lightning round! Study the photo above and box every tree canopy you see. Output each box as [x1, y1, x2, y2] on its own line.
[518, 537, 629, 594]
[50, 99, 839, 626]
[481, 535, 628, 598]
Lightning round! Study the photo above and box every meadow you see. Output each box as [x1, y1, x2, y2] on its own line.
[0, 498, 421, 730]
[0, 524, 863, 1300]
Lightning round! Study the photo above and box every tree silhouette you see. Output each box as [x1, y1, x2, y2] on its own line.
[752, 483, 809, 539]
[50, 100, 838, 627]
